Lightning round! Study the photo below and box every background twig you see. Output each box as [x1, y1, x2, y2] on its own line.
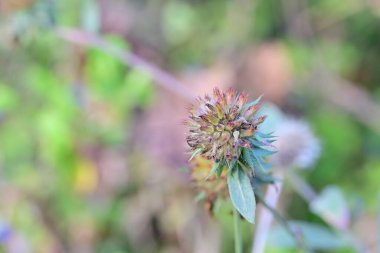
[251, 170, 284, 253]
[56, 27, 196, 101]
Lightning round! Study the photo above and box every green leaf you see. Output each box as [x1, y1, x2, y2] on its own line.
[206, 161, 221, 179]
[268, 221, 350, 251]
[252, 173, 276, 186]
[251, 151, 271, 173]
[253, 147, 277, 157]
[250, 138, 274, 148]
[212, 198, 223, 215]
[242, 149, 255, 173]
[227, 167, 256, 223]
[215, 160, 225, 177]
[188, 148, 202, 161]
[256, 131, 275, 139]
[244, 95, 263, 109]
[309, 186, 350, 230]
[243, 148, 273, 175]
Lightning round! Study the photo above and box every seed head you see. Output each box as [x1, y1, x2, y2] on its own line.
[186, 88, 264, 164]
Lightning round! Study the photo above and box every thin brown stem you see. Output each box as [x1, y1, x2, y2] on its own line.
[55, 27, 196, 101]
[251, 170, 284, 253]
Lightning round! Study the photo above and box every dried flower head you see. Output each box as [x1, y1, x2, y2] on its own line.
[185, 87, 265, 165]
[185, 88, 276, 223]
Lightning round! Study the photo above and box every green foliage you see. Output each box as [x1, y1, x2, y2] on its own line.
[227, 166, 256, 223]
[252, 0, 284, 39]
[310, 186, 349, 229]
[355, 159, 380, 208]
[268, 221, 351, 251]
[162, 1, 197, 45]
[227, 130, 276, 223]
[0, 83, 19, 111]
[85, 41, 129, 99]
[309, 109, 362, 188]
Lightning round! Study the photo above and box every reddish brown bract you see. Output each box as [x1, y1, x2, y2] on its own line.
[185, 88, 265, 164]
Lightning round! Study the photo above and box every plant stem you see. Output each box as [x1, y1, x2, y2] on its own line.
[287, 171, 317, 202]
[252, 170, 284, 253]
[377, 194, 380, 253]
[233, 207, 243, 253]
[56, 27, 196, 101]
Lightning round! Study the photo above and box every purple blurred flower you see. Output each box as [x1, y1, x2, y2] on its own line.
[272, 119, 321, 169]
[0, 221, 12, 244]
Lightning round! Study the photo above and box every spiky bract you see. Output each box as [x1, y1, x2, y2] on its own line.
[185, 88, 265, 165]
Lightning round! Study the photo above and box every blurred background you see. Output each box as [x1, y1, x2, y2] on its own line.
[0, 0, 380, 252]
